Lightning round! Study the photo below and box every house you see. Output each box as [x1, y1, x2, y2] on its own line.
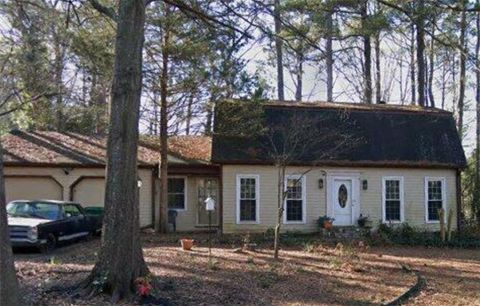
[1, 130, 218, 229]
[212, 100, 466, 233]
[1, 100, 467, 233]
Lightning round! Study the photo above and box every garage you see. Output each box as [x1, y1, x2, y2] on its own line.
[5, 176, 63, 203]
[71, 177, 105, 207]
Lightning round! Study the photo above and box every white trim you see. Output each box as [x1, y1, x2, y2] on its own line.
[283, 174, 307, 224]
[168, 176, 188, 211]
[382, 176, 405, 223]
[326, 173, 361, 225]
[424, 177, 447, 224]
[236, 174, 260, 224]
[58, 231, 89, 241]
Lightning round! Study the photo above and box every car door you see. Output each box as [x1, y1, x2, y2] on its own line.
[63, 204, 88, 240]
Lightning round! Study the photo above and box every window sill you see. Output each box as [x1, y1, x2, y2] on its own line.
[236, 221, 259, 225]
[426, 220, 440, 224]
[284, 221, 306, 225]
[169, 208, 187, 212]
[382, 220, 403, 224]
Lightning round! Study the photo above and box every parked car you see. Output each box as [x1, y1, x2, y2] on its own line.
[7, 200, 103, 252]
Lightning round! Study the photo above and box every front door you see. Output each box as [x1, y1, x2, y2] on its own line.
[333, 179, 353, 226]
[197, 178, 219, 226]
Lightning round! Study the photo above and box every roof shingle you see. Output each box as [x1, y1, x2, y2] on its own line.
[2, 130, 211, 167]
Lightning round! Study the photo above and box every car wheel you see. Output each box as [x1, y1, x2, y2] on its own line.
[41, 234, 57, 253]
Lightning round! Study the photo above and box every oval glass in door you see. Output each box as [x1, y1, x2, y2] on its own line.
[333, 179, 352, 226]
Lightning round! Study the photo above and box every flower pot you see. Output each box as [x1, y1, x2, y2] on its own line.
[323, 220, 334, 230]
[180, 239, 194, 251]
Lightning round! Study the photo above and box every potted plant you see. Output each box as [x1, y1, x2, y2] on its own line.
[357, 214, 372, 228]
[180, 238, 194, 251]
[317, 215, 335, 230]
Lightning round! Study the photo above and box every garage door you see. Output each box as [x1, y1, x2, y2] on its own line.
[72, 177, 105, 207]
[5, 176, 63, 203]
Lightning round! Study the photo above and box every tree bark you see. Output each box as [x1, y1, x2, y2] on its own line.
[326, 7, 334, 102]
[416, 0, 426, 106]
[458, 0, 467, 138]
[427, 19, 436, 108]
[361, 1, 373, 104]
[374, 33, 381, 103]
[273, 165, 285, 260]
[476, 0, 480, 223]
[274, 0, 285, 101]
[158, 3, 171, 233]
[78, 0, 148, 301]
[0, 141, 20, 306]
[410, 23, 416, 104]
[295, 51, 303, 101]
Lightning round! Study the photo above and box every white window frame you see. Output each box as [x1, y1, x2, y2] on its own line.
[236, 174, 260, 224]
[382, 176, 404, 223]
[167, 176, 187, 211]
[424, 177, 447, 223]
[283, 174, 307, 224]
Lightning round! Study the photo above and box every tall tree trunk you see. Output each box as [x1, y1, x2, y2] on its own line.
[78, 0, 148, 301]
[326, 6, 334, 102]
[374, 32, 381, 103]
[274, 0, 285, 100]
[416, 0, 426, 106]
[361, 0, 372, 104]
[205, 99, 214, 135]
[158, 4, 171, 233]
[53, 33, 65, 131]
[410, 23, 416, 104]
[185, 93, 193, 135]
[295, 51, 303, 101]
[458, 0, 467, 138]
[0, 141, 20, 306]
[475, 0, 480, 223]
[428, 19, 436, 108]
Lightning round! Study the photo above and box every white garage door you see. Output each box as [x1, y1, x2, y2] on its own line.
[5, 176, 63, 203]
[72, 177, 105, 207]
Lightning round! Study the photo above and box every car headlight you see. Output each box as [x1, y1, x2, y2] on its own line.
[27, 227, 38, 241]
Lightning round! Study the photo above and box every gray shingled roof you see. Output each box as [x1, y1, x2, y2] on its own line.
[212, 100, 467, 168]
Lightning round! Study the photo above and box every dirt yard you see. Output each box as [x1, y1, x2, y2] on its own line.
[13, 233, 480, 306]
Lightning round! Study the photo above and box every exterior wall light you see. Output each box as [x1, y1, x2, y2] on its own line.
[318, 178, 324, 189]
[362, 180, 368, 190]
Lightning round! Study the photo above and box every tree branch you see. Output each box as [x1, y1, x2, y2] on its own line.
[87, 0, 117, 21]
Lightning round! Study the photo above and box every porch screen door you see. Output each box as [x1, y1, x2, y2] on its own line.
[197, 178, 219, 226]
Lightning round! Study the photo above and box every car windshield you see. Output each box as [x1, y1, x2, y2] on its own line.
[6, 202, 61, 220]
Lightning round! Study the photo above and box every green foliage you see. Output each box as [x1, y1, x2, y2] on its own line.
[214, 99, 267, 137]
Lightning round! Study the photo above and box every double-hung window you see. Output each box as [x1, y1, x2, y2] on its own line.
[168, 177, 186, 210]
[425, 178, 445, 222]
[382, 177, 403, 223]
[236, 175, 259, 223]
[284, 175, 306, 223]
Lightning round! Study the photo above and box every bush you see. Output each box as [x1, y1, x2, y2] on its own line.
[370, 222, 480, 248]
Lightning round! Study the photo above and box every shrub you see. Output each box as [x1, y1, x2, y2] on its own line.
[371, 222, 480, 248]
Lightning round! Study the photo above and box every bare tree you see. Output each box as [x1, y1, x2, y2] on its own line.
[261, 110, 357, 259]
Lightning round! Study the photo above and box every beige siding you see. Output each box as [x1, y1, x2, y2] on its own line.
[6, 177, 63, 202]
[4, 167, 154, 227]
[222, 165, 458, 233]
